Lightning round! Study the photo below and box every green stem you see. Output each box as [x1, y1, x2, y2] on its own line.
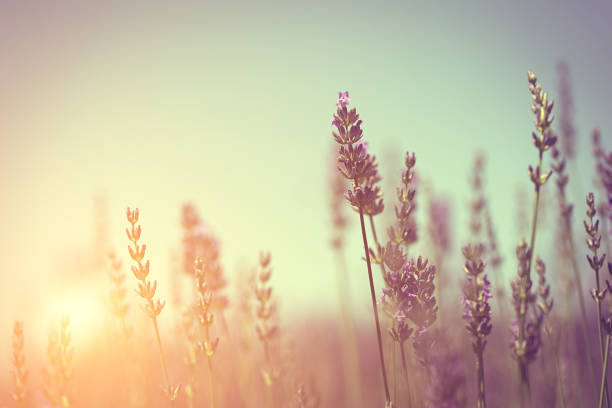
[358, 208, 391, 404]
[518, 149, 543, 396]
[594, 243, 611, 408]
[600, 335, 611, 408]
[400, 343, 413, 408]
[205, 325, 215, 408]
[566, 223, 598, 393]
[393, 340, 397, 406]
[476, 344, 486, 408]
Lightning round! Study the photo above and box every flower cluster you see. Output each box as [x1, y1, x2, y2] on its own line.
[461, 244, 492, 352]
[510, 245, 553, 366]
[527, 71, 557, 190]
[527, 70, 557, 158]
[388, 152, 418, 246]
[181, 203, 228, 312]
[332, 92, 384, 216]
[194, 257, 220, 359]
[126, 207, 180, 401]
[381, 255, 437, 348]
[108, 251, 130, 331]
[126, 208, 165, 318]
[363, 148, 436, 380]
[254, 252, 280, 387]
[585, 193, 607, 300]
[510, 242, 546, 365]
[535, 257, 554, 317]
[11, 321, 28, 403]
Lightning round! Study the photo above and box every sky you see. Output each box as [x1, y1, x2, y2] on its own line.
[0, 0, 611, 351]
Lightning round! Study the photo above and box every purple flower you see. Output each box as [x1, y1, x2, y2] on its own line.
[355, 141, 369, 152]
[336, 91, 349, 108]
[461, 244, 492, 341]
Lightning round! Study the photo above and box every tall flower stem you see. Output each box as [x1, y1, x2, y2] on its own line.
[399, 344, 414, 408]
[206, 325, 215, 408]
[476, 344, 486, 408]
[126, 208, 178, 402]
[585, 193, 610, 407]
[358, 207, 391, 403]
[601, 335, 611, 408]
[595, 265, 609, 408]
[517, 149, 543, 398]
[515, 71, 557, 399]
[392, 332, 397, 405]
[567, 226, 597, 391]
[152, 317, 171, 391]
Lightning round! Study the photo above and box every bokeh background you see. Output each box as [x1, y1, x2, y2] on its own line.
[1, 0, 611, 404]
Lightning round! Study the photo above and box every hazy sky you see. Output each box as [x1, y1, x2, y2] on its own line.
[0, 0, 611, 350]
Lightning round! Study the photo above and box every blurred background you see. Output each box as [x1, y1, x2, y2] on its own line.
[1, 0, 611, 406]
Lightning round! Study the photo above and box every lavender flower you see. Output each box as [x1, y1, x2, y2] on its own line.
[181, 204, 228, 311]
[336, 91, 349, 108]
[387, 152, 418, 247]
[510, 71, 557, 400]
[461, 243, 491, 408]
[334, 105, 384, 216]
[585, 192, 611, 407]
[510, 241, 542, 365]
[461, 244, 492, 344]
[332, 91, 390, 405]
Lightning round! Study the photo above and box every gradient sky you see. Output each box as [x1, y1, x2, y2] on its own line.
[1, 0, 611, 352]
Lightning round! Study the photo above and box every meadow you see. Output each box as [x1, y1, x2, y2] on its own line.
[2, 2, 612, 407]
[3, 68, 612, 407]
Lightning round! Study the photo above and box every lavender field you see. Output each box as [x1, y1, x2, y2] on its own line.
[1, 1, 612, 407]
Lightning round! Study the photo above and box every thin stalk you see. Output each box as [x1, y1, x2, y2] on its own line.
[594, 244, 610, 408]
[207, 357, 214, 408]
[358, 208, 391, 404]
[393, 340, 397, 405]
[152, 317, 171, 390]
[205, 325, 215, 408]
[601, 335, 611, 408]
[519, 149, 542, 396]
[566, 226, 598, 393]
[264, 341, 275, 408]
[476, 344, 486, 408]
[400, 343, 413, 408]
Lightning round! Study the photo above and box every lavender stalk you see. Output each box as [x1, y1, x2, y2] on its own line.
[513, 71, 557, 397]
[333, 91, 391, 405]
[461, 244, 492, 408]
[585, 192, 610, 406]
